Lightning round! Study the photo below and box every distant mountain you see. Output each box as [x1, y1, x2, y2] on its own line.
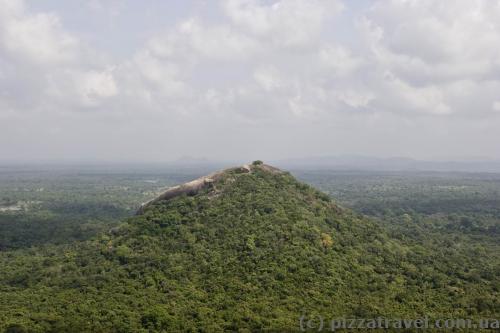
[0, 162, 497, 331]
[276, 155, 500, 172]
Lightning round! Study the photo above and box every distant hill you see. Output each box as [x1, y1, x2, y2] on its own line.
[0, 162, 497, 332]
[276, 155, 500, 172]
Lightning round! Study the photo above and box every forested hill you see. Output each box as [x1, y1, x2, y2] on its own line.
[0, 162, 498, 332]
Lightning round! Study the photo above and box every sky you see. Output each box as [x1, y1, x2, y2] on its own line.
[1, 0, 500, 163]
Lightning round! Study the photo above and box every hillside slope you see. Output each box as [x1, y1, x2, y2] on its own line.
[0, 162, 498, 332]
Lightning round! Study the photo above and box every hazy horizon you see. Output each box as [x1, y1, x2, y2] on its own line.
[2, 154, 500, 175]
[1, 0, 500, 162]
[1, 153, 500, 164]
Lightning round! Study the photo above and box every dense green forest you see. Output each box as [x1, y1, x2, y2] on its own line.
[0, 164, 498, 332]
[0, 165, 203, 250]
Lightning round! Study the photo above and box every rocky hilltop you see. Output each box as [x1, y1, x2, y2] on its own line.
[137, 161, 284, 214]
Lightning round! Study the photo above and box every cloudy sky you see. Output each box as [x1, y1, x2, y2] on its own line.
[1, 0, 500, 163]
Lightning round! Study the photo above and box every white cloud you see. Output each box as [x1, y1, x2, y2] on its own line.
[363, 72, 450, 115]
[0, 0, 78, 65]
[253, 65, 282, 91]
[319, 45, 364, 77]
[335, 90, 374, 109]
[365, 0, 500, 83]
[494, 101, 500, 112]
[1, 0, 500, 161]
[178, 19, 259, 61]
[77, 70, 118, 106]
[0, 0, 120, 112]
[358, 0, 500, 118]
[144, 18, 260, 64]
[132, 51, 185, 95]
[222, 0, 343, 48]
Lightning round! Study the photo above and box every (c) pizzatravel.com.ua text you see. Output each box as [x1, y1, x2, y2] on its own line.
[299, 315, 500, 331]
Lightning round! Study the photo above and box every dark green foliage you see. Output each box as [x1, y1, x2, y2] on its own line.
[0, 166, 206, 249]
[0, 167, 498, 331]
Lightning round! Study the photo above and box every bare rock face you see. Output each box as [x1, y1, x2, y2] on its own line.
[136, 162, 283, 214]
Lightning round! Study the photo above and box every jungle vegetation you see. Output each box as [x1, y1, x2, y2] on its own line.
[0, 164, 498, 332]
